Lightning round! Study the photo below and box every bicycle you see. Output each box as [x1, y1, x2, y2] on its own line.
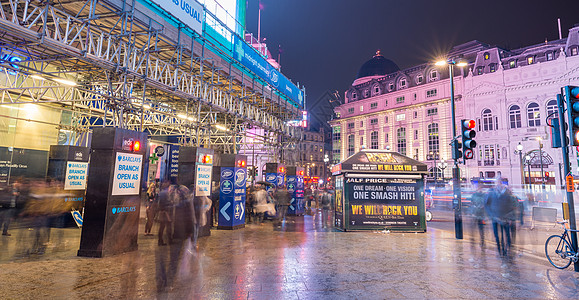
[545, 220, 579, 269]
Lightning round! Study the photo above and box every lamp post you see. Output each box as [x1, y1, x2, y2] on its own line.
[515, 142, 524, 188]
[537, 137, 546, 190]
[324, 154, 329, 188]
[526, 155, 532, 191]
[436, 59, 467, 239]
[438, 160, 448, 181]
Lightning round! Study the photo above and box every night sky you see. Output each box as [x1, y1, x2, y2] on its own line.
[245, 0, 579, 123]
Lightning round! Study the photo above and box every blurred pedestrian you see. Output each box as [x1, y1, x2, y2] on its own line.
[145, 182, 158, 236]
[485, 180, 517, 256]
[469, 185, 486, 247]
[0, 182, 18, 236]
[253, 187, 269, 225]
[274, 186, 291, 225]
[321, 190, 334, 228]
[157, 181, 173, 246]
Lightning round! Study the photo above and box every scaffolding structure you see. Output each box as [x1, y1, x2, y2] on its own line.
[0, 0, 303, 162]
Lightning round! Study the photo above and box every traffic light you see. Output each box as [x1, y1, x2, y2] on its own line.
[564, 85, 579, 145]
[461, 119, 477, 160]
[451, 140, 462, 160]
[236, 160, 246, 168]
[545, 171, 550, 179]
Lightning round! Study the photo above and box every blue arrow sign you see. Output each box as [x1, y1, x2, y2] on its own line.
[220, 201, 231, 221]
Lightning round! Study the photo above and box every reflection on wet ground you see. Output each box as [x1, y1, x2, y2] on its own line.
[0, 209, 578, 299]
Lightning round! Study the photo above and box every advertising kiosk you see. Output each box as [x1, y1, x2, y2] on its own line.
[217, 154, 247, 230]
[178, 147, 214, 237]
[332, 149, 428, 232]
[286, 166, 304, 215]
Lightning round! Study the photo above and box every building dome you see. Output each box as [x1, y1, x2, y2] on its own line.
[356, 51, 400, 79]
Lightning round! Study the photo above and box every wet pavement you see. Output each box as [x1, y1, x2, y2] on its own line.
[1, 209, 579, 299]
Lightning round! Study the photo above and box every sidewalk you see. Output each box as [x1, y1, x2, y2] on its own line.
[1, 212, 578, 299]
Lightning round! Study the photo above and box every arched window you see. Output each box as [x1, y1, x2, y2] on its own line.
[397, 128, 406, 156]
[429, 70, 438, 81]
[508, 105, 521, 129]
[399, 78, 407, 89]
[416, 74, 424, 84]
[370, 131, 379, 149]
[527, 102, 540, 127]
[351, 91, 357, 101]
[347, 135, 355, 157]
[482, 109, 494, 131]
[364, 89, 370, 98]
[427, 123, 439, 159]
[546, 100, 558, 120]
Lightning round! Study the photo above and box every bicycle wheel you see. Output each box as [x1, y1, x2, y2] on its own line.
[545, 235, 573, 269]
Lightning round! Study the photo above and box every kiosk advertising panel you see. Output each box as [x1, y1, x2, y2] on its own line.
[334, 175, 344, 229]
[346, 177, 423, 229]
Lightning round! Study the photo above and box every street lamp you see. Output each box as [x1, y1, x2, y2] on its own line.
[525, 155, 532, 190]
[324, 154, 329, 188]
[437, 160, 448, 180]
[515, 142, 524, 188]
[537, 137, 545, 190]
[436, 58, 467, 240]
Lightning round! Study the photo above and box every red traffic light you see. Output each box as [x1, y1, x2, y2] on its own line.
[464, 119, 476, 129]
[132, 140, 141, 152]
[237, 160, 246, 168]
[278, 167, 285, 173]
[545, 172, 550, 178]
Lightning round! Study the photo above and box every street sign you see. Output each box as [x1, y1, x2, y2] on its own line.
[464, 149, 474, 159]
[567, 174, 575, 192]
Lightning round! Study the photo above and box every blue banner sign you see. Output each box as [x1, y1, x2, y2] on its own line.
[219, 167, 246, 228]
[233, 35, 304, 107]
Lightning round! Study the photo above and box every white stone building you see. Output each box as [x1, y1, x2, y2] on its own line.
[331, 25, 579, 189]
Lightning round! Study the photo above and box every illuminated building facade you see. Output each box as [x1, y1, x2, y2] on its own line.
[331, 24, 579, 188]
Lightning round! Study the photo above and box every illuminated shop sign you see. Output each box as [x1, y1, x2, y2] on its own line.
[149, 0, 204, 34]
[0, 52, 22, 75]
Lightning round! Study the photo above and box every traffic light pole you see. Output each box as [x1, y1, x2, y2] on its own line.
[449, 63, 463, 239]
[557, 92, 579, 272]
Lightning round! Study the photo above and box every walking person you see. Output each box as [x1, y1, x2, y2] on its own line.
[145, 182, 158, 236]
[157, 181, 173, 246]
[253, 187, 269, 225]
[321, 190, 334, 228]
[469, 185, 486, 247]
[274, 186, 291, 225]
[0, 182, 18, 236]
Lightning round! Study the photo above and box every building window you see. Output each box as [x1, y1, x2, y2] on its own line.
[508, 105, 521, 129]
[385, 133, 389, 143]
[373, 85, 380, 96]
[476, 67, 484, 75]
[360, 136, 364, 146]
[527, 102, 540, 127]
[509, 60, 516, 68]
[427, 108, 438, 116]
[396, 114, 405, 121]
[571, 47, 578, 56]
[482, 109, 494, 131]
[360, 105, 364, 112]
[489, 64, 496, 73]
[347, 107, 354, 114]
[482, 144, 496, 166]
[430, 70, 438, 81]
[414, 130, 418, 140]
[384, 100, 388, 107]
[332, 126, 341, 163]
[396, 96, 405, 104]
[347, 122, 354, 129]
[427, 123, 439, 159]
[546, 52, 554, 61]
[385, 116, 389, 123]
[370, 131, 379, 149]
[370, 102, 378, 109]
[399, 78, 407, 88]
[413, 111, 418, 119]
[347, 135, 355, 156]
[416, 74, 423, 84]
[546, 99, 558, 120]
[364, 89, 370, 98]
[351, 92, 357, 101]
[359, 121, 364, 127]
[397, 128, 406, 156]
[388, 83, 394, 91]
[484, 52, 490, 60]
[426, 89, 437, 98]
[527, 56, 534, 65]
[370, 118, 378, 125]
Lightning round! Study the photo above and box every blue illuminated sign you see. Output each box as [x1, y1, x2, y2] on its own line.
[233, 35, 304, 107]
[0, 53, 22, 75]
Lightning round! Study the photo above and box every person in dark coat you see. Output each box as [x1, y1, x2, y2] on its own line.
[157, 181, 173, 246]
[485, 180, 517, 256]
[274, 187, 291, 224]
